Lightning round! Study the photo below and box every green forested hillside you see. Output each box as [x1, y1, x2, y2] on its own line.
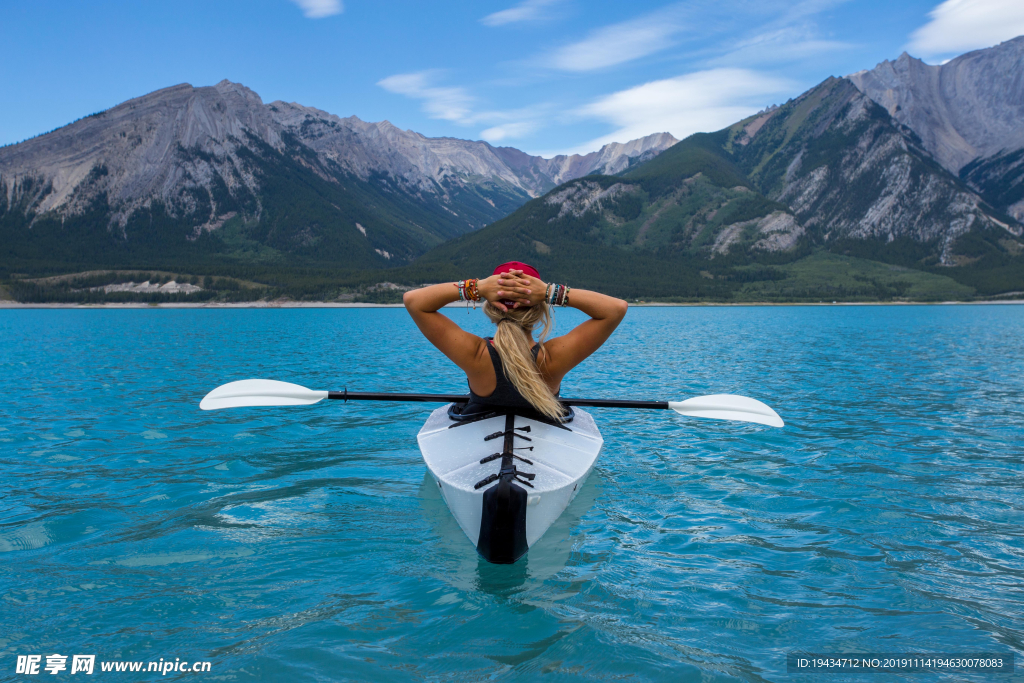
[961, 149, 1024, 221]
[401, 134, 796, 295]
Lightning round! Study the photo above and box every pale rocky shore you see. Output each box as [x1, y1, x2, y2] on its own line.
[0, 301, 407, 309]
[1, 300, 1021, 309]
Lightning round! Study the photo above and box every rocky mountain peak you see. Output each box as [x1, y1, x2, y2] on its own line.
[0, 80, 286, 219]
[212, 79, 263, 101]
[848, 36, 1024, 173]
[733, 77, 1018, 263]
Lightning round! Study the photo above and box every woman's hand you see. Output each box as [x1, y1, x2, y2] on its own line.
[478, 270, 544, 311]
[506, 271, 548, 307]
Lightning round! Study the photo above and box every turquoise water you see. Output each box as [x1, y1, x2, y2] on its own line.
[1, 305, 1022, 681]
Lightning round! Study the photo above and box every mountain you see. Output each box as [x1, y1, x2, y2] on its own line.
[266, 101, 674, 203]
[416, 38, 1024, 297]
[404, 134, 791, 299]
[489, 133, 677, 193]
[410, 74, 1024, 300]
[727, 77, 1019, 264]
[848, 36, 1024, 220]
[0, 80, 676, 270]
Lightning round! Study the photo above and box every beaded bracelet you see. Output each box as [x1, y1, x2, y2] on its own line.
[545, 283, 570, 306]
[454, 279, 480, 303]
[548, 283, 559, 306]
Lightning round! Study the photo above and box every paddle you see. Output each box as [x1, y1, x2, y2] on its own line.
[200, 379, 784, 427]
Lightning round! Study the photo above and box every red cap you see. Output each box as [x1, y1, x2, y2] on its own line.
[493, 261, 540, 278]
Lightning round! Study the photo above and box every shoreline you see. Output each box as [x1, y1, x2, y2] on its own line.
[1, 299, 1023, 309]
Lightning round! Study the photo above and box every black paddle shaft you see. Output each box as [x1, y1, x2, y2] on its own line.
[326, 390, 668, 410]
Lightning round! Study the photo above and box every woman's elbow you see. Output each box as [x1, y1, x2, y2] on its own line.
[403, 290, 425, 315]
[614, 298, 629, 320]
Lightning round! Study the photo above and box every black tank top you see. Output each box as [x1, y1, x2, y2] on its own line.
[467, 338, 556, 409]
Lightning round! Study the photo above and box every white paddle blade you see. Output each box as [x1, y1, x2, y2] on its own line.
[668, 394, 784, 428]
[200, 379, 329, 411]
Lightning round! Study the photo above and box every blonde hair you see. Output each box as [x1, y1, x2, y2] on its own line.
[483, 301, 564, 420]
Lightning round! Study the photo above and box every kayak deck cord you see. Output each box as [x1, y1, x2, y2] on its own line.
[474, 470, 534, 489]
[474, 413, 536, 491]
[484, 425, 532, 442]
[480, 449, 533, 465]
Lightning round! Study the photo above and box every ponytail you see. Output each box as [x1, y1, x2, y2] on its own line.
[483, 301, 564, 420]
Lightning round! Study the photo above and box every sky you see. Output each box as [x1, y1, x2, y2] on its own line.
[2, 0, 1023, 157]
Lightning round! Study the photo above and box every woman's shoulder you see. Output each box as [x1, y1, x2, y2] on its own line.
[477, 337, 494, 358]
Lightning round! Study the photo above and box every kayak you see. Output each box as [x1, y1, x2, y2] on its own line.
[417, 404, 603, 564]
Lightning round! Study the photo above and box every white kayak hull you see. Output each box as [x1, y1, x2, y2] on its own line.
[417, 405, 603, 564]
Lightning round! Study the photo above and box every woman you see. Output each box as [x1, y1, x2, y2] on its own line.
[403, 261, 628, 420]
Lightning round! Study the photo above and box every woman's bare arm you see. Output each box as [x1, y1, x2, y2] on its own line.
[402, 275, 530, 372]
[542, 288, 628, 379]
[499, 272, 628, 380]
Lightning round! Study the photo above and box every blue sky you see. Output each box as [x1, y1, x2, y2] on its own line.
[3, 0, 1023, 156]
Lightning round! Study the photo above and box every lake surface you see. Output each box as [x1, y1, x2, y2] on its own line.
[2, 305, 1022, 681]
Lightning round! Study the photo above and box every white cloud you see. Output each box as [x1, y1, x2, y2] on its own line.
[693, 0, 853, 67]
[710, 26, 852, 67]
[480, 121, 538, 142]
[377, 72, 547, 141]
[908, 0, 1024, 57]
[567, 68, 792, 154]
[289, 0, 343, 19]
[377, 72, 474, 123]
[549, 6, 687, 71]
[481, 0, 559, 27]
